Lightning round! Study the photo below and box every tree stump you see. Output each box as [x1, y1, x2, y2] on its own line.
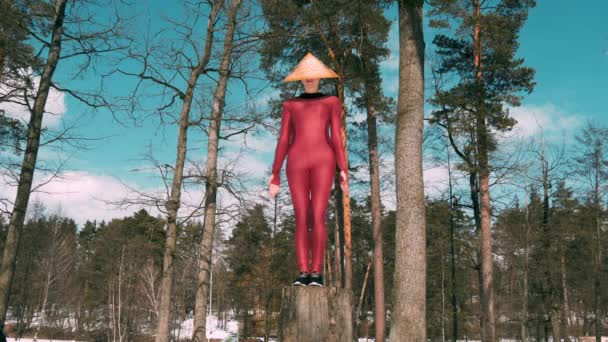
[279, 286, 353, 342]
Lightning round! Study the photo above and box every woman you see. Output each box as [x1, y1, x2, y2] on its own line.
[268, 52, 348, 287]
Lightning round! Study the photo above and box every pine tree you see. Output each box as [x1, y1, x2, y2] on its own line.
[390, 0, 426, 340]
[572, 122, 608, 342]
[428, 1, 536, 340]
[224, 204, 272, 338]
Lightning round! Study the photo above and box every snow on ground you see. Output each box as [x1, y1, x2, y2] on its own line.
[174, 314, 239, 340]
[173, 314, 282, 341]
[8, 339, 81, 342]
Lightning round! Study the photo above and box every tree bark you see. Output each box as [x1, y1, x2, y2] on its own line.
[560, 246, 571, 342]
[279, 287, 353, 342]
[539, 134, 560, 342]
[389, 0, 426, 340]
[320, 41, 351, 290]
[0, 0, 68, 337]
[594, 162, 601, 342]
[326, 243, 333, 286]
[447, 140, 458, 342]
[521, 203, 531, 342]
[364, 94, 385, 342]
[192, 1, 240, 340]
[356, 258, 372, 320]
[335, 90, 352, 290]
[333, 206, 342, 288]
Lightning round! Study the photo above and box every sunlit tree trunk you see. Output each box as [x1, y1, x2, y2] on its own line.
[389, 0, 426, 340]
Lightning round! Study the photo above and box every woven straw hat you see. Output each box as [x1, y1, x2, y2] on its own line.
[282, 52, 339, 82]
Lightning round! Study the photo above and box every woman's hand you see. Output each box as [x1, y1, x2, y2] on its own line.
[339, 170, 348, 193]
[269, 174, 280, 198]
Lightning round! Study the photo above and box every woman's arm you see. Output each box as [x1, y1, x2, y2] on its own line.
[270, 101, 292, 186]
[330, 96, 348, 173]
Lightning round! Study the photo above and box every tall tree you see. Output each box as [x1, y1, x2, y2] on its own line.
[92, 209, 165, 341]
[32, 214, 77, 341]
[573, 121, 607, 342]
[0, 2, 69, 338]
[193, 0, 242, 340]
[528, 130, 568, 341]
[493, 189, 540, 342]
[348, 2, 393, 339]
[390, 0, 426, 340]
[551, 181, 578, 340]
[428, 1, 536, 339]
[224, 204, 273, 338]
[149, 1, 224, 341]
[0, 1, 125, 338]
[75, 219, 97, 331]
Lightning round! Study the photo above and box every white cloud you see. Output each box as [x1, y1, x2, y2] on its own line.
[253, 90, 279, 108]
[219, 149, 271, 179]
[0, 70, 67, 128]
[1, 171, 141, 224]
[508, 103, 584, 138]
[1, 169, 243, 226]
[423, 164, 450, 196]
[380, 54, 399, 71]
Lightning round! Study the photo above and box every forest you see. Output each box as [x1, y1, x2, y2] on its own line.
[0, 0, 606, 341]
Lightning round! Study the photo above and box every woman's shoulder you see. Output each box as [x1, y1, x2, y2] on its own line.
[286, 93, 338, 100]
[326, 95, 341, 107]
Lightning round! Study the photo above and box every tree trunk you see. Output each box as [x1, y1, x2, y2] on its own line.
[333, 201, 342, 288]
[326, 243, 333, 286]
[447, 141, 458, 342]
[473, 1, 495, 340]
[356, 258, 372, 320]
[279, 287, 353, 342]
[389, 0, 426, 340]
[539, 134, 561, 342]
[264, 197, 279, 342]
[155, 59, 195, 342]
[560, 246, 571, 342]
[550, 307, 561, 342]
[192, 1, 240, 340]
[324, 48, 351, 290]
[521, 204, 531, 342]
[0, 1, 68, 337]
[594, 184, 601, 342]
[335, 90, 352, 290]
[364, 95, 385, 342]
[445, 101, 480, 342]
[156, 77, 189, 342]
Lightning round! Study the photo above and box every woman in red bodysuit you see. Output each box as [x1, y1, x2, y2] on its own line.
[268, 53, 348, 287]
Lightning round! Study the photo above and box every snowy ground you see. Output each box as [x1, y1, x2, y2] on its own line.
[173, 314, 279, 341]
[8, 340, 81, 342]
[10, 314, 601, 342]
[174, 314, 239, 340]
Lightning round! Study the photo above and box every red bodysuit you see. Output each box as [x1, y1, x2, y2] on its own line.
[270, 93, 347, 274]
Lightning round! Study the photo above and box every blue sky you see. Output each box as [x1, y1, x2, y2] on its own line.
[515, 0, 607, 118]
[3, 0, 607, 224]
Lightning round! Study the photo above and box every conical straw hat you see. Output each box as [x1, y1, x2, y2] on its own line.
[282, 52, 339, 82]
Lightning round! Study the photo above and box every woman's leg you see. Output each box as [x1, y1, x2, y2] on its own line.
[287, 166, 312, 273]
[309, 162, 335, 274]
